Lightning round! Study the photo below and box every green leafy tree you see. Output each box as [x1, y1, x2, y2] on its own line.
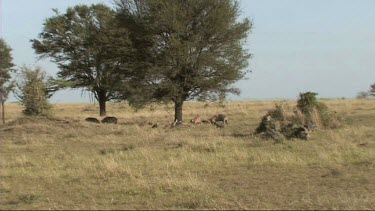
[116, 0, 252, 122]
[31, 4, 132, 116]
[0, 39, 14, 85]
[0, 39, 15, 124]
[15, 66, 52, 116]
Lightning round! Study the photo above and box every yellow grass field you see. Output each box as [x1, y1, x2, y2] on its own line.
[0, 99, 374, 210]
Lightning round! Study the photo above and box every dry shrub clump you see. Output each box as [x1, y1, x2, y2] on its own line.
[296, 92, 341, 129]
[255, 92, 342, 140]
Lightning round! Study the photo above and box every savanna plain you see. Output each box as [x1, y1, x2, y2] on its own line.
[0, 99, 374, 210]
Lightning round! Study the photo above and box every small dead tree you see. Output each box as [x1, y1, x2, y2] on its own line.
[0, 85, 14, 124]
[0, 87, 6, 124]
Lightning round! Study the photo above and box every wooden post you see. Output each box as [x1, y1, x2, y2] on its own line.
[0, 101, 2, 125]
[1, 101, 4, 124]
[0, 88, 4, 125]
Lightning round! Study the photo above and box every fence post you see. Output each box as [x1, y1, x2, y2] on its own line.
[0, 87, 5, 124]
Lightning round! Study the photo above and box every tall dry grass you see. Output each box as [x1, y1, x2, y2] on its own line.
[0, 99, 374, 210]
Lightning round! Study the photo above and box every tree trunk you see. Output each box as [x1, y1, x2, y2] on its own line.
[99, 99, 106, 117]
[98, 91, 107, 117]
[1, 101, 4, 124]
[174, 100, 184, 123]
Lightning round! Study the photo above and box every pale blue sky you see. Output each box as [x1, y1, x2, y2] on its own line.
[1, 0, 375, 103]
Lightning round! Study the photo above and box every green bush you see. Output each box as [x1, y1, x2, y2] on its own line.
[297, 92, 341, 129]
[296, 92, 319, 116]
[15, 66, 52, 116]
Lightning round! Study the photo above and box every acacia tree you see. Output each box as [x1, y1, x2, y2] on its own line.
[0, 39, 15, 124]
[116, 0, 252, 122]
[32, 4, 132, 116]
[370, 83, 375, 97]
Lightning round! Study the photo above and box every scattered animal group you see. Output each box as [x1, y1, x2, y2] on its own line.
[85, 116, 118, 124]
[188, 114, 229, 128]
[85, 114, 229, 129]
[84, 112, 313, 140]
[190, 114, 229, 126]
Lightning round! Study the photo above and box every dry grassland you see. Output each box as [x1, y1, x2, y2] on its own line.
[0, 99, 374, 210]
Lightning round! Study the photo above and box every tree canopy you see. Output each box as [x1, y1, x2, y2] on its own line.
[0, 39, 15, 87]
[31, 4, 132, 116]
[0, 39, 15, 124]
[116, 0, 252, 122]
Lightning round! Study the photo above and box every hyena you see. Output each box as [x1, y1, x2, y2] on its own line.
[214, 121, 225, 128]
[85, 117, 100, 124]
[209, 114, 228, 125]
[295, 126, 310, 140]
[101, 116, 118, 124]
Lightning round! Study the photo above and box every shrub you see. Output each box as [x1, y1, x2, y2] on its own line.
[296, 92, 319, 116]
[15, 66, 52, 116]
[296, 92, 340, 129]
[255, 92, 342, 141]
[272, 101, 288, 122]
[356, 91, 369, 99]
